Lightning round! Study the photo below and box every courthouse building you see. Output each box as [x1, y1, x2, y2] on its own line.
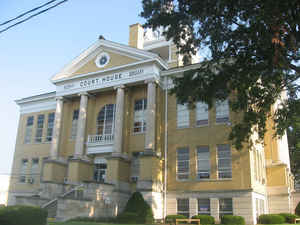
[8, 24, 294, 223]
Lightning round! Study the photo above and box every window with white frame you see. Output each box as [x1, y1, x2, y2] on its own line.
[196, 102, 209, 126]
[71, 109, 79, 139]
[35, 114, 44, 143]
[94, 158, 107, 183]
[216, 99, 229, 123]
[131, 152, 140, 181]
[19, 159, 28, 183]
[177, 198, 189, 218]
[97, 104, 115, 136]
[30, 158, 39, 183]
[197, 146, 210, 179]
[46, 113, 55, 142]
[177, 148, 189, 180]
[198, 198, 210, 215]
[24, 116, 34, 143]
[133, 99, 147, 133]
[177, 102, 189, 128]
[217, 144, 232, 179]
[219, 198, 233, 217]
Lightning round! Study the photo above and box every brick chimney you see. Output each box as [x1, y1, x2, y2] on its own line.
[129, 23, 144, 49]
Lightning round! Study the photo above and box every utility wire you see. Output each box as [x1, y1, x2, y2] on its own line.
[0, 0, 68, 35]
[0, 0, 57, 26]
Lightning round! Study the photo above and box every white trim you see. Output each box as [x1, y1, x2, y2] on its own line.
[15, 92, 56, 105]
[19, 99, 56, 115]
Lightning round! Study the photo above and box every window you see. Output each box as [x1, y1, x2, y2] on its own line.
[35, 114, 44, 143]
[24, 116, 34, 143]
[96, 104, 115, 136]
[196, 102, 209, 126]
[197, 146, 210, 179]
[177, 103, 189, 128]
[71, 109, 79, 139]
[219, 198, 233, 217]
[131, 153, 140, 181]
[46, 113, 55, 142]
[217, 144, 232, 179]
[19, 159, 28, 183]
[177, 148, 189, 180]
[198, 199, 210, 215]
[30, 158, 39, 183]
[133, 99, 147, 133]
[177, 198, 189, 218]
[216, 99, 229, 123]
[94, 159, 107, 183]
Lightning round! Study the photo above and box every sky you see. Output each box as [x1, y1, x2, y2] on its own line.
[0, 0, 146, 176]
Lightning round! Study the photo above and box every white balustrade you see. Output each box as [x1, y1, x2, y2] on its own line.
[86, 134, 114, 154]
[87, 134, 114, 145]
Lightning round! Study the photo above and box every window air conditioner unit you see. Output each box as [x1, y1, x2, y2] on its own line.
[63, 177, 68, 184]
[131, 176, 138, 182]
[27, 178, 34, 184]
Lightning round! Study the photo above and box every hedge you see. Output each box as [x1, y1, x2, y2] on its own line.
[278, 213, 298, 223]
[258, 214, 285, 224]
[296, 202, 300, 216]
[221, 215, 245, 225]
[191, 215, 215, 224]
[165, 214, 187, 223]
[117, 212, 139, 224]
[0, 205, 48, 225]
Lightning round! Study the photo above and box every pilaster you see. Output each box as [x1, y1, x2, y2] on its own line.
[145, 80, 156, 151]
[113, 85, 125, 154]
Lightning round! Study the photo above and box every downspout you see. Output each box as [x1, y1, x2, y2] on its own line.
[163, 76, 168, 219]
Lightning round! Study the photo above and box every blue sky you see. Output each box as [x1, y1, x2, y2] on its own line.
[0, 0, 145, 175]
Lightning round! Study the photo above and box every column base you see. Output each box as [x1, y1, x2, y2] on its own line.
[43, 159, 68, 183]
[106, 154, 130, 191]
[67, 158, 94, 184]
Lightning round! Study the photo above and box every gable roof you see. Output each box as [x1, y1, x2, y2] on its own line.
[51, 38, 168, 83]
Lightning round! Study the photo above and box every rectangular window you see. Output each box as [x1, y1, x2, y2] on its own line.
[24, 116, 34, 143]
[46, 113, 55, 142]
[177, 148, 189, 180]
[30, 158, 39, 183]
[198, 198, 210, 215]
[216, 99, 229, 124]
[133, 99, 147, 133]
[217, 144, 232, 179]
[177, 103, 189, 128]
[35, 114, 44, 143]
[94, 163, 107, 183]
[177, 198, 189, 218]
[131, 153, 140, 181]
[19, 159, 28, 183]
[71, 109, 79, 139]
[196, 102, 209, 126]
[197, 146, 210, 179]
[219, 198, 233, 217]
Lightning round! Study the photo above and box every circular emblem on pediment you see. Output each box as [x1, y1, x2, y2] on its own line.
[95, 52, 110, 68]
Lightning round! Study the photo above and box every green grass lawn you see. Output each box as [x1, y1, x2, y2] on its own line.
[48, 223, 293, 225]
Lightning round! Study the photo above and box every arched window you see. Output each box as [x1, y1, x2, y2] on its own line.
[96, 104, 115, 135]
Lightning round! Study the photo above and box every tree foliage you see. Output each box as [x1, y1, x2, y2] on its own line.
[287, 116, 300, 183]
[141, 0, 300, 149]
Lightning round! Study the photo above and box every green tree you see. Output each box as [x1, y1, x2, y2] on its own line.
[287, 116, 300, 183]
[141, 0, 300, 149]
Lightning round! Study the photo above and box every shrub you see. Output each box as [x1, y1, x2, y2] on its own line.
[117, 212, 139, 224]
[279, 213, 298, 223]
[296, 202, 300, 216]
[165, 214, 187, 224]
[221, 215, 245, 225]
[191, 215, 215, 224]
[118, 192, 154, 224]
[0, 205, 48, 225]
[258, 214, 285, 224]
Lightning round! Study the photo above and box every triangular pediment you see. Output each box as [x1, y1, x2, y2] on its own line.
[51, 39, 167, 83]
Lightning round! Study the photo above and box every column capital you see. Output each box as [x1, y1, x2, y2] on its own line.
[78, 91, 89, 96]
[55, 96, 64, 101]
[113, 84, 125, 90]
[144, 78, 158, 84]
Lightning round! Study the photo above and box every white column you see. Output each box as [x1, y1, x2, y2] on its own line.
[113, 85, 125, 154]
[145, 80, 156, 150]
[74, 92, 89, 158]
[50, 97, 64, 159]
